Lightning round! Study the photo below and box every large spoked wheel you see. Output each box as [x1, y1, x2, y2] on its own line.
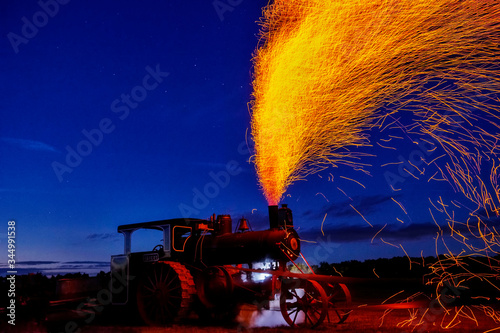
[136, 261, 195, 326]
[324, 283, 352, 323]
[280, 279, 328, 328]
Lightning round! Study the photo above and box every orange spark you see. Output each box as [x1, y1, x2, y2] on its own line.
[320, 213, 327, 236]
[350, 204, 373, 227]
[340, 175, 366, 189]
[251, 0, 500, 206]
[371, 223, 387, 243]
[250, 1, 500, 325]
[391, 197, 408, 215]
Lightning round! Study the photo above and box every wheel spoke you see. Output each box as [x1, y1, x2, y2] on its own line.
[312, 306, 322, 316]
[155, 306, 162, 322]
[154, 268, 160, 286]
[293, 309, 299, 323]
[162, 302, 173, 318]
[166, 284, 181, 293]
[158, 304, 166, 321]
[306, 312, 314, 325]
[158, 266, 164, 287]
[165, 274, 177, 289]
[281, 280, 328, 328]
[137, 262, 194, 326]
[147, 275, 155, 289]
[324, 283, 352, 324]
[335, 310, 343, 320]
[143, 285, 156, 293]
[162, 267, 172, 285]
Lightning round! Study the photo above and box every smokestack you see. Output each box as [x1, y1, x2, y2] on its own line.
[268, 205, 279, 229]
[278, 203, 293, 229]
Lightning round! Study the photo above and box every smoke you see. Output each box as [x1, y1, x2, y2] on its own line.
[236, 297, 289, 329]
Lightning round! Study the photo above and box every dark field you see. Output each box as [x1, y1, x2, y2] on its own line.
[74, 308, 500, 333]
[3, 260, 499, 333]
[4, 302, 500, 333]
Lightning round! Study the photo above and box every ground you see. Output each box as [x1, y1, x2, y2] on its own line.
[4, 303, 499, 333]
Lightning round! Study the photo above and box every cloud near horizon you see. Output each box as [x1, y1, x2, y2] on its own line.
[1, 137, 60, 153]
[297, 221, 469, 244]
[86, 233, 121, 241]
[302, 194, 401, 220]
[0, 260, 110, 277]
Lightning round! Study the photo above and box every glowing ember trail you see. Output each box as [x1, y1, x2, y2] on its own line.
[250, 0, 500, 328]
[250, 0, 500, 205]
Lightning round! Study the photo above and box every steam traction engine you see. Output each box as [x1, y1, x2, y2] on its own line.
[110, 205, 352, 328]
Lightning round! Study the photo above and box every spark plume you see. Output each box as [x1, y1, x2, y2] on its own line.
[250, 1, 500, 327]
[250, 0, 500, 205]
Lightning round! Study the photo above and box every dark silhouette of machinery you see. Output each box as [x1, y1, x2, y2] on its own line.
[110, 205, 352, 328]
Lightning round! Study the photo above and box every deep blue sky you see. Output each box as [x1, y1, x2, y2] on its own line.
[0, 0, 493, 275]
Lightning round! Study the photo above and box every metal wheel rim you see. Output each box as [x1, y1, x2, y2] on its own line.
[326, 283, 352, 323]
[280, 279, 328, 328]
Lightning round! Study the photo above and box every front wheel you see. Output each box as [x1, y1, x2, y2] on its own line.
[280, 279, 328, 328]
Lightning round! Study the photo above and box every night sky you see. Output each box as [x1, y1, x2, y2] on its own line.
[0, 0, 490, 276]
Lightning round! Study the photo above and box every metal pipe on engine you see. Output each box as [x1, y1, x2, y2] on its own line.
[268, 205, 279, 229]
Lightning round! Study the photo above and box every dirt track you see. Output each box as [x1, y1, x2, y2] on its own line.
[4, 304, 500, 333]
